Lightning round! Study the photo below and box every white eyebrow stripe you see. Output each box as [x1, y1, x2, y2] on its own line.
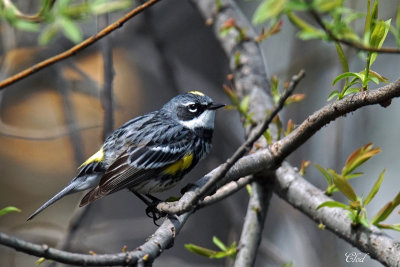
[183, 102, 196, 106]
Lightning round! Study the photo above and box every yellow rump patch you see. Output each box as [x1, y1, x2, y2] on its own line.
[79, 148, 104, 168]
[188, 91, 205, 96]
[163, 154, 194, 175]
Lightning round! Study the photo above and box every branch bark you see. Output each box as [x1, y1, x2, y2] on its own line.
[274, 162, 400, 267]
[234, 179, 272, 267]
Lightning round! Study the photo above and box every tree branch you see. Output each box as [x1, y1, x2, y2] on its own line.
[234, 179, 272, 267]
[0, 212, 190, 266]
[274, 162, 400, 267]
[308, 8, 400, 54]
[0, 0, 162, 90]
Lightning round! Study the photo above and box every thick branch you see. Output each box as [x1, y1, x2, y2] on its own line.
[234, 179, 272, 267]
[274, 162, 400, 267]
[0, 213, 190, 266]
[0, 0, 162, 90]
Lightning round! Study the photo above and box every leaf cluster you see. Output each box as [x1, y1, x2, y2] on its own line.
[251, 0, 397, 100]
[0, 0, 132, 44]
[185, 236, 237, 260]
[315, 144, 400, 231]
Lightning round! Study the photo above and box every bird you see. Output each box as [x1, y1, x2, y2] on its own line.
[27, 91, 224, 221]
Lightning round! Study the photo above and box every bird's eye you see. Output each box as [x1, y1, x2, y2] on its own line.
[187, 104, 198, 113]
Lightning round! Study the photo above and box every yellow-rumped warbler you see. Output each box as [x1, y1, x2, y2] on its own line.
[28, 91, 224, 220]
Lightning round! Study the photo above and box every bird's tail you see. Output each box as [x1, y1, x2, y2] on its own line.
[27, 183, 76, 221]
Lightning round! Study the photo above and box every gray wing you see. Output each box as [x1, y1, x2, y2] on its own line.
[80, 117, 193, 206]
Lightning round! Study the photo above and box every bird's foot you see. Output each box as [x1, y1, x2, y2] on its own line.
[145, 202, 166, 226]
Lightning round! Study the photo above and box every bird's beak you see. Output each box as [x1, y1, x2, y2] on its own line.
[208, 103, 225, 110]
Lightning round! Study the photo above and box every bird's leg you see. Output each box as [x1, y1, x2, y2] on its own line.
[144, 194, 166, 225]
[129, 190, 166, 225]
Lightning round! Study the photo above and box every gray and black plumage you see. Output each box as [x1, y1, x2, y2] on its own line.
[27, 91, 224, 220]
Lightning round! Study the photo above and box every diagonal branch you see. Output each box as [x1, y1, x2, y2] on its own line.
[274, 162, 400, 267]
[0, 0, 162, 90]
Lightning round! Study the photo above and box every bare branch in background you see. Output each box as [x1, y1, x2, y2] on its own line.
[234, 179, 272, 267]
[100, 13, 115, 140]
[0, 0, 163, 90]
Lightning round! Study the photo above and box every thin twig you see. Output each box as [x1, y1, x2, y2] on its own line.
[197, 176, 254, 208]
[0, 0, 162, 90]
[308, 8, 400, 54]
[157, 69, 305, 215]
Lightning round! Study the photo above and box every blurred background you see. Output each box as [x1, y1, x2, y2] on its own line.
[0, 0, 399, 266]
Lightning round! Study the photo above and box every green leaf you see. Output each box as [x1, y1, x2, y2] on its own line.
[281, 262, 294, 267]
[185, 244, 217, 258]
[91, 0, 132, 15]
[332, 72, 363, 86]
[327, 90, 339, 101]
[342, 88, 360, 96]
[314, 163, 332, 186]
[239, 95, 251, 114]
[39, 24, 61, 45]
[392, 191, 400, 207]
[212, 251, 230, 259]
[317, 201, 348, 210]
[364, 169, 385, 206]
[371, 201, 393, 225]
[370, 19, 391, 65]
[371, 0, 379, 31]
[342, 143, 381, 176]
[377, 223, 400, 232]
[285, 0, 309, 11]
[364, 0, 372, 37]
[286, 11, 325, 40]
[61, 17, 82, 43]
[334, 42, 349, 75]
[397, 2, 400, 30]
[329, 170, 357, 201]
[212, 236, 227, 252]
[36, 257, 47, 265]
[14, 20, 40, 32]
[314, 0, 342, 13]
[368, 70, 389, 84]
[344, 172, 363, 180]
[359, 213, 370, 228]
[252, 0, 287, 24]
[0, 206, 21, 216]
[370, 19, 387, 48]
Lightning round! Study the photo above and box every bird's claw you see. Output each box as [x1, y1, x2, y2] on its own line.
[145, 204, 166, 226]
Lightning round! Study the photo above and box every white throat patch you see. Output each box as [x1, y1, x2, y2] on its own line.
[178, 109, 216, 130]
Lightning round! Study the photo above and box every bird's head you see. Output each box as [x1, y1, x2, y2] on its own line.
[162, 91, 225, 130]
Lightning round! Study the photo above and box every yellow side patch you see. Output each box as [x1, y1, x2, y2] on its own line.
[79, 148, 104, 168]
[163, 154, 194, 175]
[188, 91, 205, 96]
